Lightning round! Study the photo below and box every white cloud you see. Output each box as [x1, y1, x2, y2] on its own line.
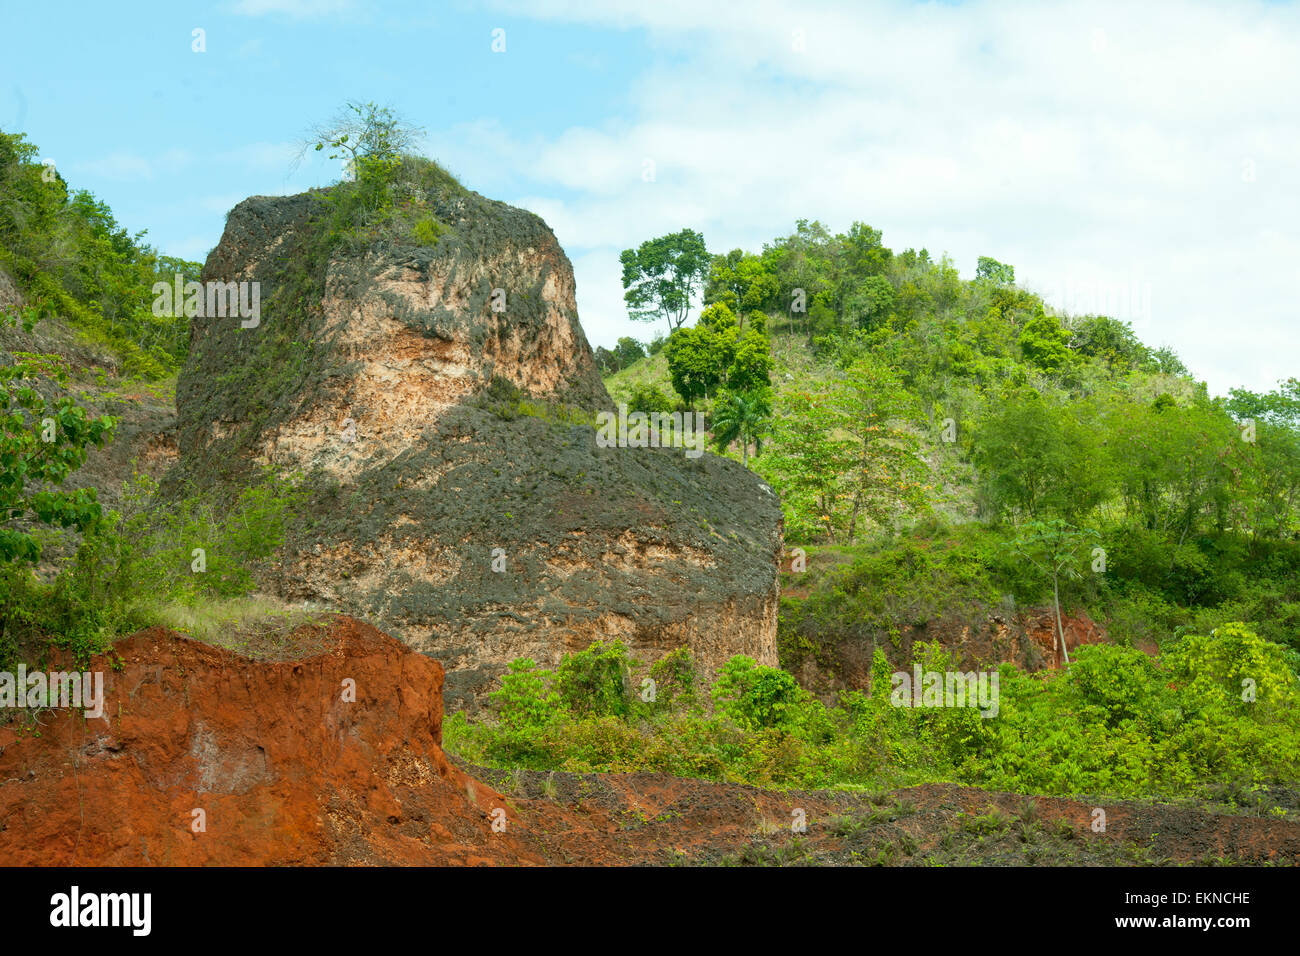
[70, 148, 192, 181]
[219, 141, 299, 172]
[483, 0, 1300, 395]
[229, 0, 353, 18]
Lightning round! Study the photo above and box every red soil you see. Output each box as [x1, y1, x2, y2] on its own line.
[0, 617, 536, 865]
[3, 616, 1294, 867]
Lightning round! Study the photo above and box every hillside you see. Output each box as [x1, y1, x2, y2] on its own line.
[1, 122, 1297, 868]
[6, 615, 1294, 866]
[599, 225, 1300, 689]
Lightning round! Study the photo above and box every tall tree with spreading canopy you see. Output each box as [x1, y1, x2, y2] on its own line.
[619, 229, 711, 336]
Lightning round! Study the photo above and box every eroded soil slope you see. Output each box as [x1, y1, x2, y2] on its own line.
[2, 617, 1294, 867]
[0, 617, 535, 865]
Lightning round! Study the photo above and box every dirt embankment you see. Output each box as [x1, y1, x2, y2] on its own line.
[2, 617, 1294, 867]
[0, 617, 533, 865]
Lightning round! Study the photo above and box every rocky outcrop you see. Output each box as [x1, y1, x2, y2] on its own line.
[784, 608, 1109, 704]
[174, 168, 782, 708]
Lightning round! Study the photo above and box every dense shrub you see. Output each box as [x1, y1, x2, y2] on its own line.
[0, 469, 302, 670]
[444, 625, 1300, 801]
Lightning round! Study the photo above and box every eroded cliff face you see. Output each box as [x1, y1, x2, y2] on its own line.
[175, 171, 782, 708]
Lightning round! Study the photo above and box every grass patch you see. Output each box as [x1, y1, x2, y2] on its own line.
[150, 595, 336, 661]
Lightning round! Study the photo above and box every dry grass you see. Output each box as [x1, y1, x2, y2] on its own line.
[151, 594, 338, 661]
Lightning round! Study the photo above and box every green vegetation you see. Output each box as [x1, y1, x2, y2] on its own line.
[711, 389, 770, 466]
[0, 307, 115, 565]
[0, 467, 303, 671]
[606, 218, 1300, 659]
[2, 104, 1296, 829]
[619, 228, 711, 336]
[593, 336, 647, 375]
[0, 119, 344, 671]
[445, 630, 1300, 800]
[0, 128, 198, 378]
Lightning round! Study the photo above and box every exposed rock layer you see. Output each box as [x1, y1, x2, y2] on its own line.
[175, 178, 782, 707]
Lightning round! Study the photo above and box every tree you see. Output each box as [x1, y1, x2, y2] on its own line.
[0, 309, 116, 564]
[705, 250, 778, 324]
[1148, 345, 1188, 376]
[625, 381, 677, 415]
[725, 327, 774, 393]
[1223, 379, 1300, 547]
[839, 222, 892, 278]
[758, 359, 929, 543]
[972, 390, 1110, 522]
[306, 100, 423, 212]
[662, 303, 773, 407]
[593, 337, 646, 375]
[1103, 396, 1240, 544]
[845, 275, 895, 331]
[1013, 519, 1099, 668]
[619, 229, 711, 336]
[1018, 312, 1072, 371]
[663, 324, 720, 409]
[1226, 378, 1300, 431]
[835, 358, 930, 539]
[1068, 315, 1149, 371]
[613, 336, 646, 368]
[593, 346, 619, 374]
[711, 388, 772, 467]
[762, 219, 835, 339]
[757, 383, 853, 542]
[976, 256, 1015, 285]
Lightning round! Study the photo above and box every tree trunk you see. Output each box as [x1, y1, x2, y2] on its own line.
[1053, 573, 1071, 668]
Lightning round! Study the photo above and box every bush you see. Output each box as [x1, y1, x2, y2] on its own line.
[0, 468, 303, 670]
[1066, 642, 1174, 727]
[443, 623, 1300, 801]
[711, 655, 810, 731]
[554, 639, 632, 718]
[412, 216, 445, 245]
[490, 658, 560, 732]
[648, 646, 698, 710]
[1163, 622, 1299, 714]
[625, 381, 678, 415]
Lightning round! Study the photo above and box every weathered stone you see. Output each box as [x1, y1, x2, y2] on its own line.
[175, 172, 782, 709]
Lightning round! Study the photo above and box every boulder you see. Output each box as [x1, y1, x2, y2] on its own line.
[174, 168, 782, 708]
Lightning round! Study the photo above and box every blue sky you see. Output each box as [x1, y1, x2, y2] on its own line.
[3, 0, 1298, 396]
[2, 1, 643, 255]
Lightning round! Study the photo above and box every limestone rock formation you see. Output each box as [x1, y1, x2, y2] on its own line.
[174, 167, 782, 708]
